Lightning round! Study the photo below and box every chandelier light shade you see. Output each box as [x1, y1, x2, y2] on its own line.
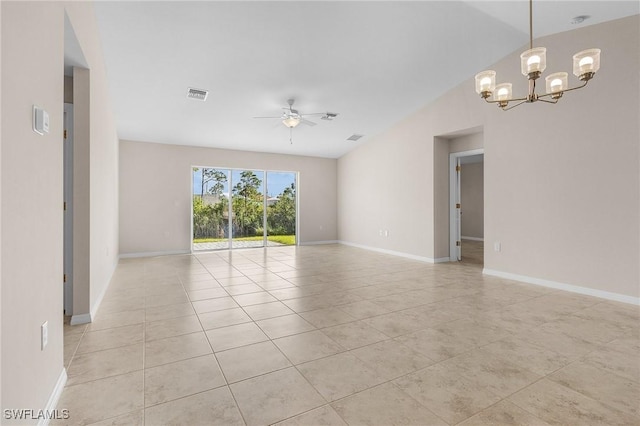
[494, 83, 513, 108]
[545, 72, 568, 98]
[475, 70, 496, 98]
[573, 48, 601, 80]
[474, 0, 601, 111]
[520, 47, 547, 78]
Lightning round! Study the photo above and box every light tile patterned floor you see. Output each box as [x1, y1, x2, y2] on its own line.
[58, 244, 640, 425]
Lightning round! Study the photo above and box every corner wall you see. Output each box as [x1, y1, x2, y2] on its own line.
[119, 140, 337, 255]
[1, 0, 119, 416]
[338, 15, 640, 300]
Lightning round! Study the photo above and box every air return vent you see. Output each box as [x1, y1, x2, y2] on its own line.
[346, 134, 364, 141]
[187, 88, 208, 101]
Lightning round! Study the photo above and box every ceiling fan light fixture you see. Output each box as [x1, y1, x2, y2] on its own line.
[282, 116, 301, 128]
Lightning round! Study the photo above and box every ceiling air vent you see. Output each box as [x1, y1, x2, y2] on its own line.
[346, 134, 364, 141]
[187, 88, 208, 101]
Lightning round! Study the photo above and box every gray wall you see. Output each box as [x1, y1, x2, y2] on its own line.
[119, 140, 338, 255]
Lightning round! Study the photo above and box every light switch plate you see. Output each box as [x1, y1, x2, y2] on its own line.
[41, 321, 48, 350]
[33, 105, 50, 135]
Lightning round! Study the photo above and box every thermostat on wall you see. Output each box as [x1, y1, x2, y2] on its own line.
[33, 105, 49, 135]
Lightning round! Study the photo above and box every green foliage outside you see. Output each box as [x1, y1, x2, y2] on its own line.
[192, 168, 296, 245]
[193, 235, 296, 245]
[192, 194, 228, 239]
[268, 183, 296, 235]
[232, 171, 264, 237]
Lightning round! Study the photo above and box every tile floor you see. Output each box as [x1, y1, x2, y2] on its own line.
[58, 244, 639, 425]
[460, 240, 483, 266]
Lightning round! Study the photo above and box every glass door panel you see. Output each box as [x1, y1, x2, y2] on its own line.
[266, 172, 297, 246]
[192, 168, 230, 251]
[231, 170, 265, 249]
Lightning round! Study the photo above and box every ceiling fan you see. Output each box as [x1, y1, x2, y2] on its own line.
[254, 98, 338, 143]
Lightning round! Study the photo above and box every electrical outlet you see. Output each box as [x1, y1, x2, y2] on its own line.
[41, 321, 48, 350]
[379, 229, 383, 236]
[384, 230, 389, 237]
[494, 242, 501, 252]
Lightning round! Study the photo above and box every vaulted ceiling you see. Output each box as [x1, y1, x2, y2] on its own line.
[93, 1, 638, 158]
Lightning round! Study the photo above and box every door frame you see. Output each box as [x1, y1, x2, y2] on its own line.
[63, 103, 74, 315]
[449, 148, 484, 261]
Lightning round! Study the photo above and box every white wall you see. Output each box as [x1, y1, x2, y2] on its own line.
[119, 140, 337, 255]
[338, 15, 640, 300]
[1, 0, 119, 415]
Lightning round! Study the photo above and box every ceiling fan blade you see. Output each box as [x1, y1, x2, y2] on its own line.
[301, 112, 326, 116]
[301, 118, 317, 126]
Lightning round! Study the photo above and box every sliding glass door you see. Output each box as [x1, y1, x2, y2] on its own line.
[266, 171, 296, 246]
[231, 170, 265, 249]
[192, 167, 296, 251]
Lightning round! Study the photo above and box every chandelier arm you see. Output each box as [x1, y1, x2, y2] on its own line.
[536, 92, 555, 99]
[559, 80, 590, 94]
[537, 98, 559, 104]
[537, 80, 589, 100]
[510, 96, 529, 102]
[502, 100, 528, 111]
[483, 96, 528, 104]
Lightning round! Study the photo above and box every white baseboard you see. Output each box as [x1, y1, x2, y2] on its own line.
[119, 249, 190, 259]
[70, 313, 91, 325]
[434, 257, 451, 263]
[300, 240, 339, 246]
[38, 368, 67, 426]
[461, 236, 484, 242]
[483, 268, 640, 306]
[68, 260, 116, 324]
[89, 271, 112, 321]
[338, 241, 442, 263]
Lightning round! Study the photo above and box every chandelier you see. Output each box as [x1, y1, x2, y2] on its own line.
[474, 0, 601, 111]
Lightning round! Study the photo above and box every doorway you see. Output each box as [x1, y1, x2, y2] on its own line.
[449, 149, 484, 264]
[192, 167, 298, 251]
